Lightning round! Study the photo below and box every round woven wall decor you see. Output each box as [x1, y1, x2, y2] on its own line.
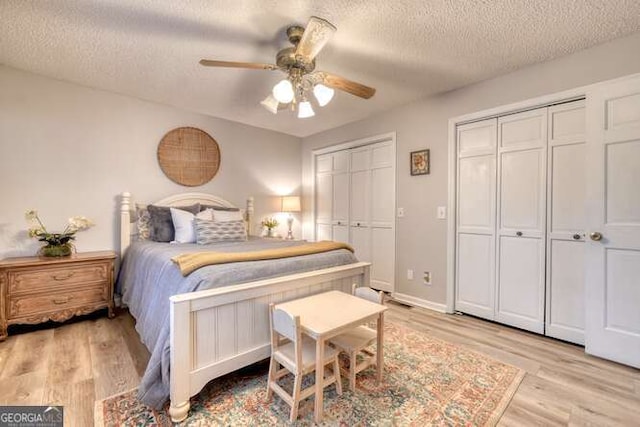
[157, 127, 221, 186]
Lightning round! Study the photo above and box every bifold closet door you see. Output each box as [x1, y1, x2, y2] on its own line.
[496, 109, 547, 334]
[350, 146, 371, 262]
[455, 118, 497, 320]
[545, 101, 586, 345]
[369, 141, 395, 291]
[331, 151, 350, 243]
[315, 154, 333, 241]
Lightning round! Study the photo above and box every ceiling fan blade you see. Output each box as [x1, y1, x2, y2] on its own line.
[295, 16, 336, 61]
[320, 72, 376, 99]
[199, 59, 278, 71]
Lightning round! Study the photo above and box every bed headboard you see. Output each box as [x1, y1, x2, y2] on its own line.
[120, 192, 254, 257]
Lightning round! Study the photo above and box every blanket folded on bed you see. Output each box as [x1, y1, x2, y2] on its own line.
[172, 240, 354, 275]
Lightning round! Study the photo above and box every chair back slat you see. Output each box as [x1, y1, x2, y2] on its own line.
[353, 285, 384, 304]
[272, 307, 298, 342]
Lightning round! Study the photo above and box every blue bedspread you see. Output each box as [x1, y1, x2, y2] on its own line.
[116, 237, 357, 408]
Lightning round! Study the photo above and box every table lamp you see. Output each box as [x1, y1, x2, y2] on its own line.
[281, 196, 301, 240]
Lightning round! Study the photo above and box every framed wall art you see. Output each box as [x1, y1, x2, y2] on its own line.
[410, 149, 430, 176]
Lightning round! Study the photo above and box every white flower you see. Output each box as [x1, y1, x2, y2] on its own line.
[67, 216, 95, 232]
[25, 209, 38, 221]
[28, 226, 44, 237]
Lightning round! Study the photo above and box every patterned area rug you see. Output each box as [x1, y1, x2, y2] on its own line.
[95, 321, 524, 426]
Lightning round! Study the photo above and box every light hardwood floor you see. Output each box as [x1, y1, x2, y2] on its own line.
[0, 303, 638, 426]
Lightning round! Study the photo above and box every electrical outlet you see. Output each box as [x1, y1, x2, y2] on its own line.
[437, 206, 446, 219]
[423, 271, 432, 285]
[397, 207, 405, 217]
[407, 269, 414, 280]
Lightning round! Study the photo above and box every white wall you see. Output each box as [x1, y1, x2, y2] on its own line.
[0, 66, 302, 258]
[302, 32, 640, 306]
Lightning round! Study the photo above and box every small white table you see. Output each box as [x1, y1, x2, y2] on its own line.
[274, 290, 387, 422]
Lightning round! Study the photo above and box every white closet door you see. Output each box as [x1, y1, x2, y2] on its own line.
[455, 118, 497, 319]
[546, 101, 586, 345]
[315, 154, 333, 241]
[369, 141, 395, 291]
[496, 109, 547, 333]
[585, 75, 640, 368]
[350, 147, 370, 261]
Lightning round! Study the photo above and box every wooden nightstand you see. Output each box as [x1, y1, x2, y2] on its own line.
[0, 250, 116, 341]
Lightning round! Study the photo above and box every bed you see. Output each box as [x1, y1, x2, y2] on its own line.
[117, 191, 371, 422]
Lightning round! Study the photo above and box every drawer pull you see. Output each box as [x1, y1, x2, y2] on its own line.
[53, 297, 70, 304]
[52, 272, 75, 281]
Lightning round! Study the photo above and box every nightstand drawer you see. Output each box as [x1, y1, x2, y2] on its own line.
[8, 263, 109, 294]
[8, 286, 106, 318]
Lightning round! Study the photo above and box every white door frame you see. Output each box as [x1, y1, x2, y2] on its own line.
[446, 89, 588, 313]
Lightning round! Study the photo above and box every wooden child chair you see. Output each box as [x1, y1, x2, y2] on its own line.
[329, 284, 384, 391]
[266, 303, 343, 421]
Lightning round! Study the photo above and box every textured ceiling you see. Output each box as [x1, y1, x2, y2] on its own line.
[2, 1, 640, 137]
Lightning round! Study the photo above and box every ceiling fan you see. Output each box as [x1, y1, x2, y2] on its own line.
[199, 16, 376, 118]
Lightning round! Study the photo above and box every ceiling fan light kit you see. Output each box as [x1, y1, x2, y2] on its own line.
[199, 16, 376, 119]
[298, 100, 315, 118]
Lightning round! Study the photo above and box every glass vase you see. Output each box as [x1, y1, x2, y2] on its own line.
[39, 243, 73, 257]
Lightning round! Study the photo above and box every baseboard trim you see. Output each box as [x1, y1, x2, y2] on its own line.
[391, 293, 448, 313]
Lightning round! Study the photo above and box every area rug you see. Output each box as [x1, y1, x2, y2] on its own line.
[95, 321, 524, 426]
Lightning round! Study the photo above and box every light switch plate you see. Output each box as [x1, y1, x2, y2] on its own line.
[437, 206, 446, 219]
[397, 207, 405, 217]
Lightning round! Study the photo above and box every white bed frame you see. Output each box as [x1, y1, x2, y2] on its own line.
[119, 192, 371, 422]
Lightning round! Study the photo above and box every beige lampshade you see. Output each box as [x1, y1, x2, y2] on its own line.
[281, 196, 301, 212]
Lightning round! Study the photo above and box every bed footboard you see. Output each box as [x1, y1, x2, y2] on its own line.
[168, 262, 371, 422]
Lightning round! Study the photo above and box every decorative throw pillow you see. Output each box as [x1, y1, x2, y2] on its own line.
[200, 204, 240, 212]
[171, 208, 214, 243]
[195, 218, 247, 244]
[135, 204, 151, 241]
[148, 204, 200, 242]
[212, 209, 244, 222]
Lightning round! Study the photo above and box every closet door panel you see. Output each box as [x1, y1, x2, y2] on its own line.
[350, 148, 370, 172]
[316, 154, 332, 173]
[499, 149, 544, 233]
[497, 236, 544, 333]
[458, 119, 497, 157]
[550, 143, 586, 232]
[547, 240, 585, 343]
[456, 233, 495, 319]
[332, 225, 349, 244]
[371, 227, 394, 291]
[350, 170, 369, 225]
[499, 109, 546, 149]
[370, 166, 394, 227]
[350, 226, 371, 262]
[332, 150, 349, 172]
[332, 172, 350, 224]
[455, 118, 497, 319]
[496, 108, 546, 334]
[315, 173, 332, 225]
[458, 155, 495, 231]
[546, 100, 586, 344]
[316, 224, 332, 242]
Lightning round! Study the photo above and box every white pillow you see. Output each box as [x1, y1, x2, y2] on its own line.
[213, 209, 244, 222]
[171, 208, 214, 243]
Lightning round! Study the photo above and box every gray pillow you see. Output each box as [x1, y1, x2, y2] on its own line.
[200, 204, 240, 212]
[147, 204, 200, 242]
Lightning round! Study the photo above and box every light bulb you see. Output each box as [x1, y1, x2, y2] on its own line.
[260, 94, 279, 114]
[272, 79, 294, 103]
[313, 84, 334, 106]
[298, 101, 315, 118]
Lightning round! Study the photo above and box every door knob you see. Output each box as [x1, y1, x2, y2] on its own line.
[590, 232, 603, 241]
[516, 231, 523, 237]
[572, 234, 581, 240]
